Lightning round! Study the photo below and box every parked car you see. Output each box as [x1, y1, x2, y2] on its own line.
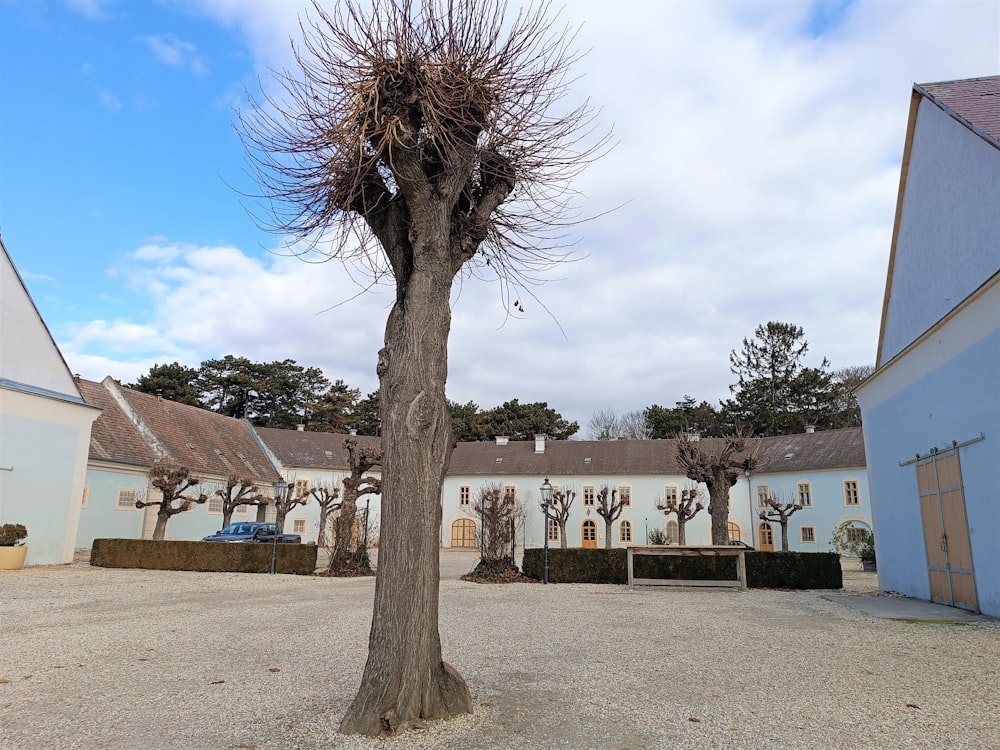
[202, 522, 301, 544]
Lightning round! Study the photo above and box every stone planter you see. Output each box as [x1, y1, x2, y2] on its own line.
[861, 558, 876, 573]
[0, 546, 28, 570]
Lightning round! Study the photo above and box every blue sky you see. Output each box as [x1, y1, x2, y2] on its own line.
[1, 0, 998, 431]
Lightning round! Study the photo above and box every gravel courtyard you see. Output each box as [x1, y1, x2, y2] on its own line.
[1, 553, 997, 750]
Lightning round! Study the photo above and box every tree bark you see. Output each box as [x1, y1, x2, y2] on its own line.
[152, 511, 168, 541]
[339, 258, 472, 736]
[707, 476, 732, 545]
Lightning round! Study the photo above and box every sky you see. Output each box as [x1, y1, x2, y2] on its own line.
[1, 0, 998, 434]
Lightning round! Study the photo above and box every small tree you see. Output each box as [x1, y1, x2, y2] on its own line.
[655, 487, 703, 545]
[213, 475, 269, 529]
[546, 487, 575, 550]
[469, 483, 522, 564]
[757, 493, 803, 551]
[593, 485, 626, 549]
[675, 432, 759, 545]
[329, 439, 382, 575]
[136, 463, 208, 540]
[274, 481, 310, 533]
[308, 483, 343, 548]
[831, 522, 876, 562]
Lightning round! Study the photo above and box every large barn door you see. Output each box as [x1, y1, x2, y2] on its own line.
[917, 451, 977, 612]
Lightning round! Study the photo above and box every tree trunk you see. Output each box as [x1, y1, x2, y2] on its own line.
[152, 511, 169, 541]
[222, 510, 234, 529]
[779, 520, 789, 551]
[604, 520, 613, 549]
[707, 481, 731, 545]
[677, 519, 687, 546]
[559, 524, 568, 550]
[333, 499, 357, 561]
[317, 508, 329, 548]
[340, 261, 471, 736]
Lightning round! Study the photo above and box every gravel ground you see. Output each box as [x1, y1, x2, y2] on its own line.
[1, 554, 997, 750]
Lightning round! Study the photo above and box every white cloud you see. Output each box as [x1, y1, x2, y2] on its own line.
[63, 0, 1000, 429]
[142, 34, 209, 75]
[66, 0, 113, 20]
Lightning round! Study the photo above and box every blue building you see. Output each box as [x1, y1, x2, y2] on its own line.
[857, 76, 1000, 616]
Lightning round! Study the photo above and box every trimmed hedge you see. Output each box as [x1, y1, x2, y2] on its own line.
[521, 548, 842, 589]
[90, 538, 318, 575]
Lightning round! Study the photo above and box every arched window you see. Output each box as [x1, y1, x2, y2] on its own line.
[619, 519, 632, 543]
[665, 520, 679, 545]
[581, 518, 598, 548]
[450, 518, 477, 548]
[727, 521, 741, 543]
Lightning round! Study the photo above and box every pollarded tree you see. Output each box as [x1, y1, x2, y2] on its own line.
[675, 433, 759, 545]
[213, 475, 269, 529]
[329, 439, 383, 575]
[593, 485, 625, 549]
[308, 483, 342, 548]
[238, 0, 604, 735]
[136, 463, 208, 540]
[655, 486, 703, 546]
[758, 492, 804, 551]
[274, 480, 310, 532]
[546, 487, 576, 550]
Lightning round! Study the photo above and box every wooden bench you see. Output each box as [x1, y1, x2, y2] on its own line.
[626, 545, 747, 592]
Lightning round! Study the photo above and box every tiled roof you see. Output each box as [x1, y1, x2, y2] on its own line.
[447, 427, 865, 477]
[113, 384, 281, 483]
[918, 75, 1000, 145]
[256, 428, 381, 470]
[77, 379, 157, 467]
[753, 426, 865, 475]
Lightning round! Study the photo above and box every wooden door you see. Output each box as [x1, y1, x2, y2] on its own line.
[450, 518, 477, 548]
[581, 519, 598, 549]
[757, 522, 774, 552]
[917, 451, 978, 611]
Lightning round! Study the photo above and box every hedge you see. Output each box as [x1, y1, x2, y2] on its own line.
[90, 538, 318, 575]
[521, 548, 842, 589]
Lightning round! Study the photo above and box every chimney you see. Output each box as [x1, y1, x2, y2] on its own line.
[495, 436, 509, 446]
[296, 424, 305, 431]
[804, 425, 815, 434]
[534, 434, 546, 454]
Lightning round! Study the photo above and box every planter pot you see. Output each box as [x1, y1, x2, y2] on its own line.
[861, 558, 877, 573]
[0, 545, 28, 570]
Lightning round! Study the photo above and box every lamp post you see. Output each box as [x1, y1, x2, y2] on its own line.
[270, 479, 287, 575]
[540, 477, 553, 585]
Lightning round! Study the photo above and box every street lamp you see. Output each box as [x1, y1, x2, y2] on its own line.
[540, 477, 553, 585]
[270, 479, 288, 575]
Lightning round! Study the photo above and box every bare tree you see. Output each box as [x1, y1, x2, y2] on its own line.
[618, 410, 651, 440]
[308, 483, 342, 548]
[655, 487, 703, 545]
[547, 487, 576, 550]
[469, 483, 522, 563]
[136, 463, 207, 540]
[586, 409, 621, 440]
[675, 433, 759, 545]
[238, 0, 604, 734]
[758, 493, 804, 551]
[329, 439, 382, 575]
[213, 475, 269, 529]
[593, 485, 625, 549]
[274, 481, 310, 532]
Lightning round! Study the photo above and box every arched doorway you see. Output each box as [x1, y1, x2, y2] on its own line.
[450, 518, 477, 548]
[727, 521, 742, 543]
[581, 518, 598, 549]
[758, 521, 774, 552]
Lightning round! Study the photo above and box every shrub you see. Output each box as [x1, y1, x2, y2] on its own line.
[0, 524, 27, 546]
[831, 522, 876, 561]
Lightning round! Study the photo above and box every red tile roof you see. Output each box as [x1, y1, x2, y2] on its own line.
[255, 428, 381, 471]
[77, 379, 157, 467]
[112, 383, 281, 482]
[918, 75, 1000, 145]
[446, 427, 865, 477]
